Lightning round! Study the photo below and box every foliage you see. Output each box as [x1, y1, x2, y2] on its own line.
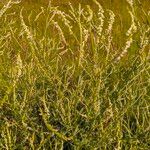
[0, 0, 150, 149]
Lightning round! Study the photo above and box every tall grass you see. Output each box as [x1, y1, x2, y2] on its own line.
[0, 0, 150, 149]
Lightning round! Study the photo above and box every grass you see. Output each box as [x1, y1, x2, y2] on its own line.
[0, 0, 150, 149]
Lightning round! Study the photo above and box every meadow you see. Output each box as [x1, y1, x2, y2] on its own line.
[0, 0, 150, 149]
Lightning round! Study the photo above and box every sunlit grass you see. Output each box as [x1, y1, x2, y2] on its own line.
[0, 0, 150, 149]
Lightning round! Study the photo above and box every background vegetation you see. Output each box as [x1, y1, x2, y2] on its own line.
[0, 0, 150, 149]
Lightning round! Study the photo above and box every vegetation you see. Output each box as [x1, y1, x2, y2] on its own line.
[0, 0, 150, 149]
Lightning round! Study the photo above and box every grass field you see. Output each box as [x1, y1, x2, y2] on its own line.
[0, 0, 150, 149]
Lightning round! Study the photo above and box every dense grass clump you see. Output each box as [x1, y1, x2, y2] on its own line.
[0, 0, 150, 149]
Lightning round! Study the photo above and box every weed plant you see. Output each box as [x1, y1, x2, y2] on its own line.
[0, 0, 150, 149]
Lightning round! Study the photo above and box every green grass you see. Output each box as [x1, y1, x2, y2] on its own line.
[0, 0, 150, 149]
